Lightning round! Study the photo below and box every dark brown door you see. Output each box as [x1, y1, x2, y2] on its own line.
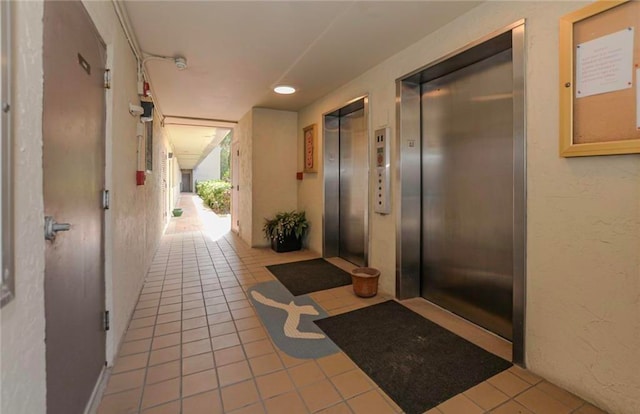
[43, 2, 106, 413]
[181, 170, 192, 192]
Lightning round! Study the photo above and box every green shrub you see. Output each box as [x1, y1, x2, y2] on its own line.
[195, 179, 231, 214]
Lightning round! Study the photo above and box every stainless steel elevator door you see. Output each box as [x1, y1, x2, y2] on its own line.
[421, 49, 514, 340]
[339, 108, 367, 266]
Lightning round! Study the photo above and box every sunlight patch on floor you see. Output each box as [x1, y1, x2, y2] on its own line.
[191, 195, 231, 241]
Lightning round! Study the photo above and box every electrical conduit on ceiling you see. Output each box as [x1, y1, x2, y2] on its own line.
[111, 0, 237, 128]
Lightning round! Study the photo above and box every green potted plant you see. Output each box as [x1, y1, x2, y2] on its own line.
[263, 210, 309, 252]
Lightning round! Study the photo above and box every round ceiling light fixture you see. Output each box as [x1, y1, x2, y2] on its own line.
[274, 85, 296, 95]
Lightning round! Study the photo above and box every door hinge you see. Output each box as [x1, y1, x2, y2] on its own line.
[104, 69, 111, 89]
[102, 189, 110, 210]
[236, 185, 239, 191]
[103, 310, 110, 331]
[236, 149, 239, 156]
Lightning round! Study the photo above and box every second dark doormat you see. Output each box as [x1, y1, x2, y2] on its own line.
[266, 258, 352, 296]
[314, 300, 512, 414]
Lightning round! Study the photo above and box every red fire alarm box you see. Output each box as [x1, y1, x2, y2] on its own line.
[136, 170, 146, 186]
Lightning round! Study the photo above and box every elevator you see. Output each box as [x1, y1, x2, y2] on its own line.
[396, 23, 526, 363]
[323, 97, 369, 267]
[421, 48, 514, 340]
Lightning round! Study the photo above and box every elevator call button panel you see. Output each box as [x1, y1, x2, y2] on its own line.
[374, 127, 391, 215]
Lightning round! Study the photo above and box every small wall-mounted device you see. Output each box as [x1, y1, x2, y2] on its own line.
[141, 101, 154, 122]
[374, 127, 391, 215]
[129, 103, 144, 117]
[174, 57, 187, 70]
[136, 170, 146, 186]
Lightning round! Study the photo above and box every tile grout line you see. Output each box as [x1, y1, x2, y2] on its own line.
[134, 238, 173, 413]
[220, 237, 263, 413]
[195, 231, 225, 414]
[178, 235, 186, 414]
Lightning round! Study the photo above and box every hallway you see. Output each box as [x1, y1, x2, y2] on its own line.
[96, 196, 606, 414]
[3, 2, 639, 414]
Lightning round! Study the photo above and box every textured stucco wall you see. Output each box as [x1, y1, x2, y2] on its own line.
[0, 2, 47, 414]
[521, 5, 640, 413]
[82, 1, 175, 368]
[233, 108, 298, 247]
[235, 110, 253, 245]
[171, 156, 181, 210]
[156, 131, 180, 220]
[298, 2, 640, 413]
[194, 146, 222, 182]
[145, 113, 173, 267]
[251, 108, 298, 247]
[83, 0, 148, 366]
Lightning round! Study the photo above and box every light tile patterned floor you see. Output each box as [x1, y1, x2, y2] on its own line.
[96, 195, 608, 414]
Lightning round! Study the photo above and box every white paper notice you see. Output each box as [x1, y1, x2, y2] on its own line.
[576, 27, 634, 98]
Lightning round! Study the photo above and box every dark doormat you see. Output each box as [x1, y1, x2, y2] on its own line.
[266, 258, 352, 296]
[314, 300, 512, 414]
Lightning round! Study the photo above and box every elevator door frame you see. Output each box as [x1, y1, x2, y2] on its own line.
[395, 21, 526, 365]
[323, 96, 370, 265]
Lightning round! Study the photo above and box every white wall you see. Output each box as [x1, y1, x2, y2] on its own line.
[171, 156, 181, 210]
[235, 110, 253, 244]
[298, 2, 640, 413]
[251, 108, 298, 246]
[193, 146, 222, 183]
[163, 142, 181, 219]
[234, 108, 298, 247]
[83, 0, 149, 365]
[0, 2, 46, 414]
[145, 114, 175, 265]
[84, 1, 179, 365]
[1, 3, 177, 412]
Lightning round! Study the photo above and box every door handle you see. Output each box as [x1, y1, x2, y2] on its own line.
[44, 216, 71, 241]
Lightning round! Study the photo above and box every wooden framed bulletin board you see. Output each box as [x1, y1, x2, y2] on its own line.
[559, 0, 640, 157]
[303, 124, 317, 173]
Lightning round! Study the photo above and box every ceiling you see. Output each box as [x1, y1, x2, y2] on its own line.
[164, 124, 230, 170]
[122, 1, 481, 167]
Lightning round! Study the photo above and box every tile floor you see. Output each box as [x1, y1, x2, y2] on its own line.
[96, 195, 608, 414]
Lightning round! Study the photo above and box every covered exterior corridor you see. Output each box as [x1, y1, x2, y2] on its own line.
[1, 1, 639, 414]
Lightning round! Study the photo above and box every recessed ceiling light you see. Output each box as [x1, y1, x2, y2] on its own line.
[274, 85, 296, 95]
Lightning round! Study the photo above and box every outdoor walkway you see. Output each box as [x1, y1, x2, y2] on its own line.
[96, 194, 607, 414]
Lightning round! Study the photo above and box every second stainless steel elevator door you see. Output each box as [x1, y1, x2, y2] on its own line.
[339, 108, 367, 266]
[421, 49, 514, 340]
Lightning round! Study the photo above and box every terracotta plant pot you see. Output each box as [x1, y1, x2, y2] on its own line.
[351, 267, 380, 298]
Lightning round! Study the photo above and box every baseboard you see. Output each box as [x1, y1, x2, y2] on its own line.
[83, 365, 109, 414]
